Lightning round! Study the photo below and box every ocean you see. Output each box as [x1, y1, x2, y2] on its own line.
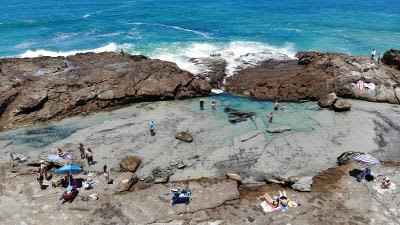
[1, 0, 399, 75]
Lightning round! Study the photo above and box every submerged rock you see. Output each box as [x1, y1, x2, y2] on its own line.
[266, 125, 292, 133]
[119, 155, 141, 173]
[175, 131, 193, 143]
[228, 111, 255, 123]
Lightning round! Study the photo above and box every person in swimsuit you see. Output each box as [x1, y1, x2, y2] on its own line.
[267, 112, 274, 123]
[78, 143, 85, 159]
[211, 99, 217, 110]
[103, 164, 111, 184]
[380, 177, 391, 189]
[274, 100, 279, 110]
[85, 148, 94, 166]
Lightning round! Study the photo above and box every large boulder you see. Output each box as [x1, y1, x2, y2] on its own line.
[0, 52, 211, 131]
[382, 49, 400, 70]
[119, 155, 141, 173]
[226, 173, 242, 182]
[318, 93, 338, 108]
[175, 131, 193, 143]
[333, 98, 351, 112]
[116, 173, 138, 192]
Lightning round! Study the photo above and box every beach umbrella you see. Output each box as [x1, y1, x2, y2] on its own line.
[353, 153, 380, 164]
[54, 164, 83, 174]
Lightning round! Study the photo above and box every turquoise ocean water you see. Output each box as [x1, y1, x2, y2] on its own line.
[1, 0, 399, 74]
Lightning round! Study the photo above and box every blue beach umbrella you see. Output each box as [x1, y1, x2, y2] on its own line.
[54, 164, 83, 174]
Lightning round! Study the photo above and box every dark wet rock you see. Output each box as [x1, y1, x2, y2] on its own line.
[119, 155, 141, 173]
[223, 107, 239, 113]
[228, 111, 255, 123]
[382, 49, 400, 70]
[333, 99, 351, 112]
[266, 125, 291, 133]
[225, 51, 400, 104]
[337, 151, 362, 165]
[152, 167, 172, 184]
[0, 52, 211, 130]
[318, 93, 338, 108]
[190, 57, 227, 88]
[175, 131, 193, 143]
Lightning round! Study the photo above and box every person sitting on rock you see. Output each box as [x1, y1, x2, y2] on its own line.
[58, 148, 66, 158]
[380, 177, 391, 189]
[257, 192, 280, 212]
[357, 167, 374, 182]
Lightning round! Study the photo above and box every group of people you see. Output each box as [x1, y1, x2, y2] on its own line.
[78, 143, 94, 166]
[267, 99, 286, 123]
[356, 167, 393, 190]
[370, 49, 382, 64]
[199, 99, 217, 111]
[257, 190, 297, 213]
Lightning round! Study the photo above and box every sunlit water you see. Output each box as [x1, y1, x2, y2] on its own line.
[0, 95, 321, 154]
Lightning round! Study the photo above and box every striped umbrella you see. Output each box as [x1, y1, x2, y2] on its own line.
[353, 153, 380, 164]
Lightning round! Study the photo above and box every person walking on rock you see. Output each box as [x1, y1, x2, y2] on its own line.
[149, 120, 156, 136]
[371, 49, 376, 60]
[377, 53, 381, 64]
[103, 164, 111, 184]
[85, 148, 94, 166]
[78, 143, 85, 159]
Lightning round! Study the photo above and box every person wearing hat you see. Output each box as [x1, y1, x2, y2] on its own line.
[380, 177, 391, 189]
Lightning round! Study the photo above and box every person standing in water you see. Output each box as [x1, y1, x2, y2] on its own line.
[267, 112, 274, 123]
[149, 120, 156, 136]
[274, 100, 280, 110]
[199, 100, 205, 110]
[211, 99, 217, 110]
[282, 103, 286, 110]
[371, 49, 376, 60]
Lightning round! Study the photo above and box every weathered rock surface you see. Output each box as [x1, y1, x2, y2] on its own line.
[226, 173, 242, 182]
[190, 56, 227, 88]
[382, 49, 400, 70]
[333, 98, 351, 111]
[175, 131, 193, 143]
[119, 155, 141, 173]
[0, 52, 211, 130]
[266, 125, 292, 133]
[225, 51, 400, 104]
[290, 176, 313, 192]
[318, 93, 338, 108]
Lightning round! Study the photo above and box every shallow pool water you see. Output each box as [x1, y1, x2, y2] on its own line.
[0, 94, 321, 153]
[188, 94, 321, 140]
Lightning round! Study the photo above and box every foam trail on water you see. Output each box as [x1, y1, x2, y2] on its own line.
[129, 22, 211, 39]
[83, 14, 91, 18]
[20, 43, 120, 58]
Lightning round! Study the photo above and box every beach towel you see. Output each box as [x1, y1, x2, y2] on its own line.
[356, 80, 365, 89]
[364, 83, 376, 90]
[259, 201, 280, 213]
[48, 153, 71, 161]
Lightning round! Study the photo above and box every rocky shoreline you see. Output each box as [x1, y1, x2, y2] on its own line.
[0, 52, 211, 131]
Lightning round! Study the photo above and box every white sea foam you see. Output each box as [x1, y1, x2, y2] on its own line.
[18, 41, 296, 76]
[19, 43, 119, 58]
[83, 14, 91, 18]
[146, 41, 296, 76]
